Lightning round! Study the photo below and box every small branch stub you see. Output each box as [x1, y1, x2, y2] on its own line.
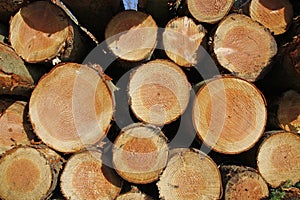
[116, 192, 153, 200]
[213, 14, 277, 81]
[29, 63, 115, 153]
[128, 59, 191, 125]
[60, 150, 123, 200]
[157, 148, 222, 200]
[163, 16, 206, 67]
[187, 0, 234, 23]
[250, 0, 294, 35]
[105, 10, 158, 62]
[192, 76, 267, 154]
[257, 131, 300, 188]
[112, 123, 168, 184]
[0, 146, 63, 200]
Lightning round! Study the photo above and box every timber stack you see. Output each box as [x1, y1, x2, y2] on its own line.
[0, 0, 299, 199]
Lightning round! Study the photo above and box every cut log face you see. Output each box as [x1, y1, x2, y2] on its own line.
[213, 14, 277, 81]
[220, 165, 269, 200]
[250, 0, 294, 35]
[163, 16, 206, 67]
[112, 123, 168, 184]
[0, 146, 63, 200]
[105, 10, 158, 62]
[128, 59, 191, 125]
[192, 76, 267, 154]
[9, 1, 86, 63]
[157, 148, 222, 200]
[277, 90, 300, 133]
[187, 0, 234, 23]
[116, 192, 153, 200]
[0, 42, 35, 96]
[60, 151, 122, 200]
[257, 131, 300, 188]
[29, 63, 114, 153]
[0, 100, 31, 155]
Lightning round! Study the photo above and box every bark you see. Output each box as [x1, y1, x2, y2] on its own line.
[128, 59, 191, 125]
[0, 145, 64, 200]
[0, 0, 29, 24]
[220, 165, 269, 200]
[213, 14, 277, 82]
[112, 123, 168, 184]
[105, 10, 158, 62]
[257, 131, 300, 188]
[157, 148, 222, 200]
[163, 16, 206, 67]
[60, 150, 122, 200]
[9, 1, 91, 64]
[192, 76, 267, 154]
[29, 63, 115, 153]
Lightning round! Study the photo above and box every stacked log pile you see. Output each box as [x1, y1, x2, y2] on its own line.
[0, 0, 299, 199]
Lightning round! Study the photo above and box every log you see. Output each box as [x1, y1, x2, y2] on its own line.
[162, 16, 206, 67]
[60, 0, 122, 41]
[60, 150, 123, 200]
[257, 131, 300, 188]
[112, 123, 168, 184]
[277, 90, 300, 133]
[220, 165, 269, 200]
[192, 76, 267, 154]
[0, 145, 64, 200]
[116, 192, 153, 200]
[0, 0, 28, 24]
[128, 59, 191, 125]
[105, 10, 158, 62]
[29, 63, 115, 153]
[249, 0, 294, 35]
[0, 42, 43, 97]
[157, 148, 222, 199]
[213, 14, 277, 81]
[0, 100, 33, 155]
[9, 1, 90, 64]
[187, 0, 234, 23]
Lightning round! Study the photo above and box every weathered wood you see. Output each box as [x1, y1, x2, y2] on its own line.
[29, 63, 115, 153]
[105, 10, 158, 62]
[128, 59, 191, 125]
[0, 145, 64, 200]
[9, 1, 90, 64]
[213, 14, 277, 81]
[193, 76, 267, 154]
[250, 0, 294, 35]
[112, 123, 168, 184]
[163, 16, 206, 67]
[60, 150, 122, 200]
[257, 131, 300, 188]
[157, 148, 222, 199]
[220, 165, 269, 200]
[187, 0, 234, 23]
[116, 192, 153, 200]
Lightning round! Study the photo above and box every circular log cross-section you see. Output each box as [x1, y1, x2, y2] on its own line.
[9, 1, 86, 63]
[220, 165, 269, 200]
[116, 192, 153, 200]
[112, 123, 168, 184]
[61, 151, 122, 200]
[192, 76, 267, 154]
[250, 0, 294, 35]
[214, 14, 277, 81]
[163, 16, 206, 67]
[257, 131, 300, 188]
[105, 10, 158, 62]
[29, 63, 114, 153]
[157, 148, 222, 200]
[187, 0, 234, 24]
[128, 59, 191, 125]
[0, 146, 63, 200]
[0, 100, 31, 155]
[277, 90, 300, 133]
